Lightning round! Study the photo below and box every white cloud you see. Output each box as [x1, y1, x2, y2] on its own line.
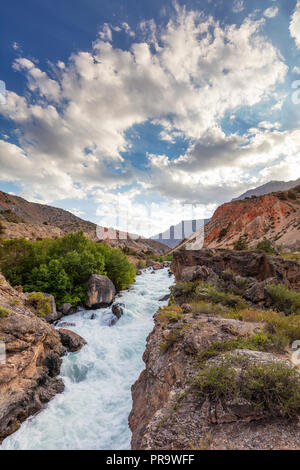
[0, 5, 289, 209]
[290, 0, 300, 48]
[232, 0, 245, 13]
[264, 6, 279, 18]
[293, 66, 300, 74]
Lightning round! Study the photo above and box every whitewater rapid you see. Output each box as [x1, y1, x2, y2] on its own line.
[1, 268, 173, 450]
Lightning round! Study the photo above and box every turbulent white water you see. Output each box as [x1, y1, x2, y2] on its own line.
[1, 268, 173, 450]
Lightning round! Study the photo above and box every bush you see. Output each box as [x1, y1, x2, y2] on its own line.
[265, 283, 300, 315]
[288, 191, 297, 200]
[234, 236, 249, 251]
[0, 305, 11, 318]
[137, 260, 146, 270]
[193, 356, 300, 418]
[278, 193, 287, 201]
[256, 238, 275, 254]
[158, 305, 183, 324]
[27, 292, 51, 317]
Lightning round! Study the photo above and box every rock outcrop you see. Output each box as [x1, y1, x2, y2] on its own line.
[129, 309, 300, 450]
[86, 275, 116, 309]
[58, 303, 78, 317]
[0, 274, 66, 442]
[171, 249, 300, 292]
[58, 329, 87, 352]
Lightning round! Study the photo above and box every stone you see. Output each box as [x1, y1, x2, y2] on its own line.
[86, 274, 116, 309]
[57, 322, 76, 328]
[59, 303, 78, 316]
[181, 303, 192, 314]
[112, 303, 125, 319]
[159, 294, 170, 302]
[58, 329, 87, 352]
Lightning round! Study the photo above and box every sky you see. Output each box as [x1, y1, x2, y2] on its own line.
[0, 0, 300, 237]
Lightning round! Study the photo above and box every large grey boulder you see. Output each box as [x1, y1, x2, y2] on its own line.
[86, 274, 116, 309]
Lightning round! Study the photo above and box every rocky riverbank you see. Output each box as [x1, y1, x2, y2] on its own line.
[129, 250, 300, 450]
[0, 274, 86, 442]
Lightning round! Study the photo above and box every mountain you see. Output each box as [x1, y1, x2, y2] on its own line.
[151, 219, 211, 249]
[233, 178, 300, 201]
[0, 190, 168, 255]
[170, 185, 300, 252]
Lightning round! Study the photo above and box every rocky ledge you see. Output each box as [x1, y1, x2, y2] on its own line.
[130, 250, 300, 450]
[0, 274, 86, 443]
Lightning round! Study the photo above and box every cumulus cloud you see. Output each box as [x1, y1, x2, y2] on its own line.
[264, 6, 279, 18]
[0, 4, 290, 209]
[290, 0, 300, 48]
[232, 1, 245, 13]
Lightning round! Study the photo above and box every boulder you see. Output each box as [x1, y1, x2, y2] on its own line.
[58, 329, 87, 352]
[112, 303, 125, 319]
[59, 303, 78, 317]
[57, 322, 76, 328]
[146, 260, 156, 268]
[181, 265, 218, 283]
[86, 274, 116, 309]
[181, 303, 192, 314]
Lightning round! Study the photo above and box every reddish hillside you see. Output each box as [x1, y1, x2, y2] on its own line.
[204, 187, 300, 250]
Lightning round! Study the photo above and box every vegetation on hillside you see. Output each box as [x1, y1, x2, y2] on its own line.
[0, 231, 136, 306]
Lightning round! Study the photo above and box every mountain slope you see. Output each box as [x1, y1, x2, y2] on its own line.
[170, 186, 300, 252]
[0, 190, 168, 255]
[233, 178, 300, 201]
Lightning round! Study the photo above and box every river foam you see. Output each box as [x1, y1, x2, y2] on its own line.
[1, 268, 174, 450]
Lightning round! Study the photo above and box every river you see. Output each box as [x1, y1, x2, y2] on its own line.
[1, 268, 173, 450]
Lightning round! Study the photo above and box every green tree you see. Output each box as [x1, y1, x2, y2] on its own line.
[234, 236, 249, 251]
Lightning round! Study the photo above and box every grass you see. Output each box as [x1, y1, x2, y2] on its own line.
[192, 355, 300, 418]
[27, 292, 51, 317]
[0, 305, 11, 318]
[265, 283, 300, 315]
[158, 305, 183, 324]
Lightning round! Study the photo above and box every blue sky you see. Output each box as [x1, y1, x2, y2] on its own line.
[0, 0, 300, 236]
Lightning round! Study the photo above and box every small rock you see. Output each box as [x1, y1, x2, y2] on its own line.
[57, 322, 76, 328]
[159, 294, 170, 302]
[181, 303, 192, 314]
[58, 329, 87, 352]
[59, 303, 78, 316]
[112, 303, 125, 319]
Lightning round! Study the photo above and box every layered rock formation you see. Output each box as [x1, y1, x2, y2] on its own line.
[171, 249, 300, 292]
[0, 274, 66, 442]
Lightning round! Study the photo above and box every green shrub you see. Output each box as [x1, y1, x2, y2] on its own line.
[158, 305, 183, 324]
[218, 228, 228, 242]
[234, 236, 249, 251]
[288, 191, 297, 200]
[256, 238, 275, 254]
[193, 356, 300, 418]
[27, 292, 52, 317]
[0, 231, 136, 305]
[0, 305, 11, 318]
[266, 283, 300, 315]
[278, 193, 287, 201]
[137, 260, 146, 270]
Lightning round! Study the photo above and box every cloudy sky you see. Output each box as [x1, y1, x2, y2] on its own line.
[0, 0, 300, 236]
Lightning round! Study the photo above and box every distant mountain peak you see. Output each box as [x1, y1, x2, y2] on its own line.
[233, 178, 300, 201]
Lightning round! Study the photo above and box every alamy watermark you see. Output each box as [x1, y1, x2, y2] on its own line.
[95, 202, 206, 250]
[0, 341, 6, 365]
[0, 80, 6, 105]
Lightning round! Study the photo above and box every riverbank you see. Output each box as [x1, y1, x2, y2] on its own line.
[1, 268, 174, 450]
